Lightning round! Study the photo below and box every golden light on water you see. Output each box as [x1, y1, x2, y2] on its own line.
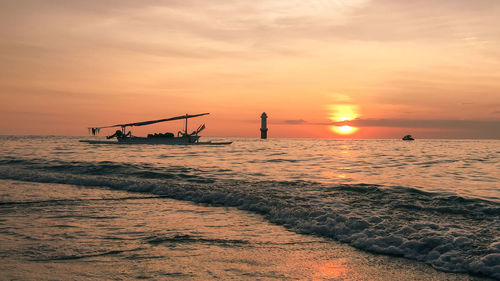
[312, 260, 348, 280]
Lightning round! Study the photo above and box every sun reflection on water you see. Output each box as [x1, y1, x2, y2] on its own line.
[312, 260, 348, 280]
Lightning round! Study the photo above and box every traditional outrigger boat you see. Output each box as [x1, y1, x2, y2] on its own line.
[79, 113, 232, 145]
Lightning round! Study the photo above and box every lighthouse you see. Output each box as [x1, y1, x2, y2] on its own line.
[260, 112, 268, 139]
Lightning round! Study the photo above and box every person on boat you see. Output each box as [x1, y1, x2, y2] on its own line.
[107, 130, 131, 140]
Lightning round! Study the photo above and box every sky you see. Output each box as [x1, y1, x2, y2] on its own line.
[1, 0, 499, 138]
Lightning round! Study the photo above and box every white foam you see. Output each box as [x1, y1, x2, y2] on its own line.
[1, 164, 499, 279]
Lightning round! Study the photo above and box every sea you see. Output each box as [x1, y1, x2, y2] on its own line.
[0, 136, 498, 280]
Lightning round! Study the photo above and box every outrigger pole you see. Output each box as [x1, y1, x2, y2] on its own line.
[88, 113, 210, 135]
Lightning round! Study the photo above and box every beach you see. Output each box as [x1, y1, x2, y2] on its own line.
[3, 0, 500, 279]
[0, 136, 498, 280]
[1, 179, 491, 280]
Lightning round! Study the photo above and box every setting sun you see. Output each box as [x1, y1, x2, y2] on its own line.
[1, 1, 499, 280]
[327, 104, 360, 135]
[331, 125, 358, 135]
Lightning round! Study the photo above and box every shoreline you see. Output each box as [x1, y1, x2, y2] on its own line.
[0, 180, 492, 280]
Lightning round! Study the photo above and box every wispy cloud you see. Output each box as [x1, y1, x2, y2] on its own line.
[1, 0, 499, 137]
[281, 119, 307, 125]
[277, 116, 499, 130]
[330, 118, 500, 131]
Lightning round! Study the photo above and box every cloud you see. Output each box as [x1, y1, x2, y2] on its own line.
[261, 117, 500, 138]
[2, 0, 500, 46]
[327, 0, 500, 42]
[2, 0, 500, 62]
[1, 0, 499, 138]
[331, 118, 500, 131]
[281, 119, 307, 125]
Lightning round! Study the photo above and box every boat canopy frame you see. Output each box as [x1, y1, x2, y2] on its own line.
[88, 113, 209, 136]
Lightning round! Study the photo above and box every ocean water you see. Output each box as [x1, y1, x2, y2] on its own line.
[0, 136, 499, 279]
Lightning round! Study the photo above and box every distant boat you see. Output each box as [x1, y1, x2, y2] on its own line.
[79, 113, 232, 145]
[402, 135, 415, 141]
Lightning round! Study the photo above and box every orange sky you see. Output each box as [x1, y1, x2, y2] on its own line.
[1, 0, 499, 138]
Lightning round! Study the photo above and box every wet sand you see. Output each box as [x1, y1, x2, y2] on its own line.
[0, 180, 491, 280]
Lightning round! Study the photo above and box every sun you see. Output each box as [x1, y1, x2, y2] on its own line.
[326, 104, 360, 135]
[331, 125, 358, 135]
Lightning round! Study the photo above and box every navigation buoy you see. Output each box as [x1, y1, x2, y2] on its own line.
[260, 112, 268, 139]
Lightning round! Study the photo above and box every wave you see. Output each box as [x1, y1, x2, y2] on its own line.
[146, 234, 250, 247]
[35, 248, 143, 261]
[1, 158, 499, 279]
[0, 196, 165, 207]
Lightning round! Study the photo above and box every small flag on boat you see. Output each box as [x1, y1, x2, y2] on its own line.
[89, 128, 100, 135]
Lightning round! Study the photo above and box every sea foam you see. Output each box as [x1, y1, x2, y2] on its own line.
[0, 158, 499, 279]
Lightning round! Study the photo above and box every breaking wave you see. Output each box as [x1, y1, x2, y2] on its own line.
[1, 157, 499, 279]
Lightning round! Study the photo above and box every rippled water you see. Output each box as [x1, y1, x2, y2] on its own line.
[2, 180, 485, 280]
[0, 136, 499, 279]
[2, 136, 499, 200]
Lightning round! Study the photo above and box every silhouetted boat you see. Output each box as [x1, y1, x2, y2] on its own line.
[79, 113, 232, 145]
[402, 135, 414, 141]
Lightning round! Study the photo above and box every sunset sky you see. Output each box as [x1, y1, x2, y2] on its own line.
[1, 0, 499, 138]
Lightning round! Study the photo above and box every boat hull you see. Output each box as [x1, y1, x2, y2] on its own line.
[79, 137, 231, 145]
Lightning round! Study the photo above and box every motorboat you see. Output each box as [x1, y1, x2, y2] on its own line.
[402, 135, 415, 141]
[79, 113, 232, 145]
